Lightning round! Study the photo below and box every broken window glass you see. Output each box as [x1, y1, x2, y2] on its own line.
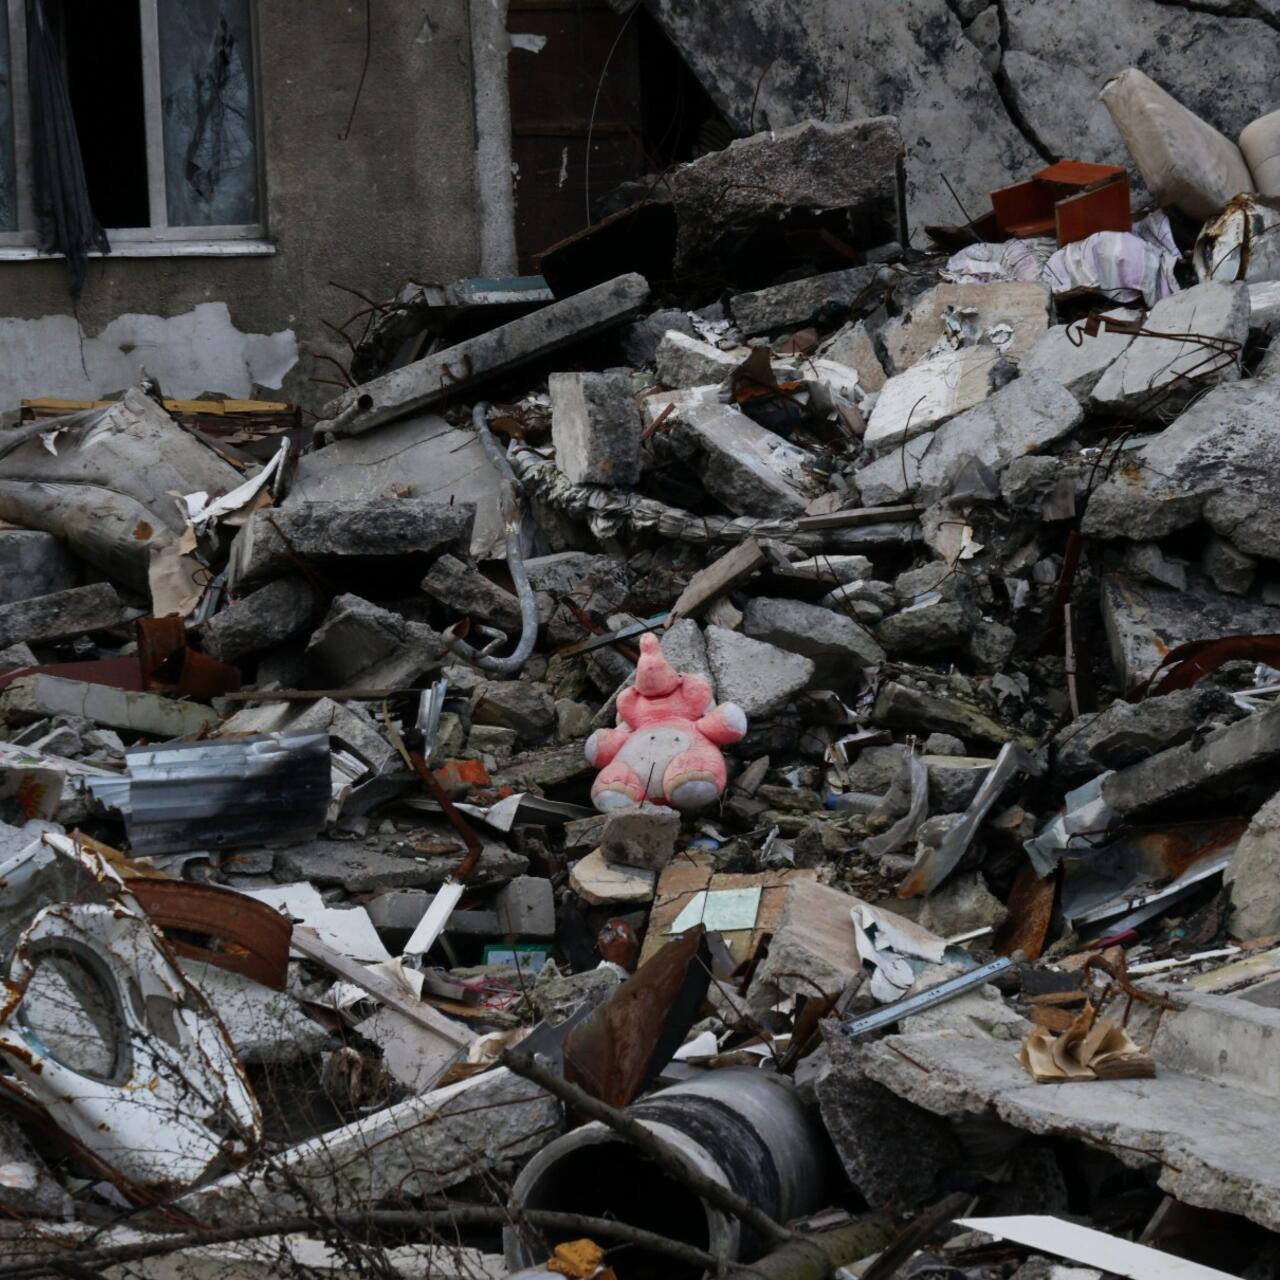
[0, 2, 15, 232]
[156, 0, 258, 228]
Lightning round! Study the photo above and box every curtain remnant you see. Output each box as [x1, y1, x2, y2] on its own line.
[26, 0, 108, 296]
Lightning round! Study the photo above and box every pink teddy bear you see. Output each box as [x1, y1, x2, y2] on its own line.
[585, 633, 747, 812]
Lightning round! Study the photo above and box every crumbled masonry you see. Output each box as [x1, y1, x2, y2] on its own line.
[9, 58, 1280, 1280]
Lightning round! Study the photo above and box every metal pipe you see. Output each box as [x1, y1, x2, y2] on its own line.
[442, 403, 539, 675]
[505, 1068, 826, 1277]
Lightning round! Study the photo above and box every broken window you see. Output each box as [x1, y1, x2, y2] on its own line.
[0, 0, 262, 251]
[157, 0, 258, 228]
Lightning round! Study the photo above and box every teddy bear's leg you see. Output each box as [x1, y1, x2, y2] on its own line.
[591, 760, 647, 812]
[661, 743, 726, 812]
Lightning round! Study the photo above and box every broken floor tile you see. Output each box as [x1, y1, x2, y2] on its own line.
[569, 847, 657, 905]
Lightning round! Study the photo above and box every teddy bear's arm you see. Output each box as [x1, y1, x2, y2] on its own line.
[585, 725, 632, 768]
[696, 702, 748, 745]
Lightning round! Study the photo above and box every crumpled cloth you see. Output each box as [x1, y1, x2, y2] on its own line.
[944, 211, 1180, 306]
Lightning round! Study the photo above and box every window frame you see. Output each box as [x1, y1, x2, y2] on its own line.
[0, 0, 269, 253]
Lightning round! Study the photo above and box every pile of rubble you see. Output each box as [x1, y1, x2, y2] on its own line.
[4, 67, 1280, 1280]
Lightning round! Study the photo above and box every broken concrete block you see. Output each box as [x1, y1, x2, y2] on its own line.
[472, 680, 556, 742]
[276, 834, 528, 892]
[918, 871, 1008, 936]
[1082, 379, 1280, 561]
[221, 695, 400, 776]
[0, 583, 141, 651]
[871, 681, 1015, 747]
[306, 594, 446, 688]
[671, 117, 902, 271]
[493, 875, 556, 937]
[882, 281, 1050, 371]
[620, 307, 698, 366]
[1053, 687, 1243, 786]
[0, 643, 36, 669]
[865, 347, 1011, 454]
[814, 1059, 960, 1210]
[1022, 310, 1139, 402]
[729, 266, 879, 337]
[0, 530, 80, 607]
[555, 698, 593, 743]
[858, 369, 1083, 506]
[925, 756, 995, 813]
[494, 741, 595, 790]
[1101, 67, 1254, 222]
[326, 273, 651, 434]
[747, 879, 862, 1012]
[818, 320, 887, 392]
[569, 847, 656, 905]
[469, 724, 518, 762]
[1103, 698, 1280, 818]
[1090, 281, 1249, 418]
[421, 555, 524, 632]
[673, 402, 817, 517]
[1099, 575, 1280, 687]
[1114, 541, 1188, 592]
[654, 331, 741, 387]
[549, 370, 642, 486]
[230, 499, 474, 590]
[184, 1067, 560, 1222]
[200, 576, 321, 664]
[1202, 536, 1256, 596]
[369, 876, 554, 939]
[742, 596, 884, 675]
[876, 580, 979, 658]
[601, 803, 681, 871]
[1227, 790, 1280, 940]
[0, 674, 218, 737]
[288, 413, 506, 560]
[706, 625, 815, 717]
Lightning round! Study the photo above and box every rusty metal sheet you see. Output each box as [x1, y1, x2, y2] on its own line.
[129, 878, 292, 990]
[137, 616, 241, 700]
[564, 925, 711, 1109]
[1134, 633, 1280, 699]
[994, 864, 1057, 962]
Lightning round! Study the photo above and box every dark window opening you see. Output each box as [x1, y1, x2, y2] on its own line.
[53, 0, 150, 228]
[507, 0, 729, 271]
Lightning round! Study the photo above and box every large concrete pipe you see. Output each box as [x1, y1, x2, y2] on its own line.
[505, 1068, 826, 1278]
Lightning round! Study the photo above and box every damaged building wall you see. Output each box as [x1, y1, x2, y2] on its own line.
[641, 0, 1280, 229]
[0, 2, 483, 412]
